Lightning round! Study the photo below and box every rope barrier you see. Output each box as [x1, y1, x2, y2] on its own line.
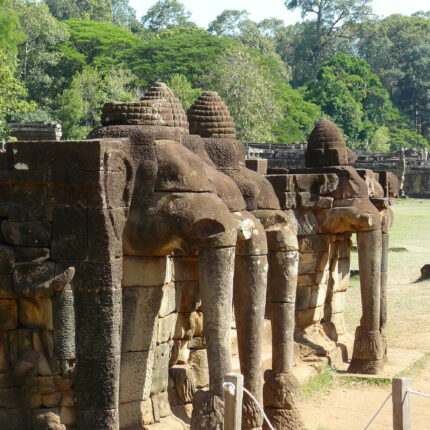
[407, 389, 430, 399]
[223, 382, 275, 430]
[363, 392, 392, 430]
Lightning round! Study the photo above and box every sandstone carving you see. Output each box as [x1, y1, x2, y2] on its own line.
[0, 84, 396, 430]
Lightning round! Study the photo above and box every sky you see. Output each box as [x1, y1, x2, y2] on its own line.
[129, 0, 429, 27]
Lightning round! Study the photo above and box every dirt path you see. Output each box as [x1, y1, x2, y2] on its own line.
[300, 361, 430, 430]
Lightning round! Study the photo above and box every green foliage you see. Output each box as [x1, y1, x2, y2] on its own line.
[45, 0, 113, 22]
[141, 0, 192, 32]
[368, 126, 390, 152]
[111, 0, 138, 29]
[13, 1, 70, 107]
[0, 50, 35, 139]
[274, 85, 321, 143]
[202, 45, 283, 142]
[58, 19, 141, 76]
[166, 74, 201, 110]
[208, 10, 250, 36]
[306, 53, 392, 147]
[56, 66, 139, 139]
[0, 0, 25, 58]
[124, 26, 234, 86]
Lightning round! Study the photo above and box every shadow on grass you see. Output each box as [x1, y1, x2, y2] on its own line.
[413, 274, 430, 283]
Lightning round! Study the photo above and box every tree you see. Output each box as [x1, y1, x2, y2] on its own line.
[357, 15, 430, 139]
[284, 0, 372, 82]
[166, 74, 201, 110]
[202, 45, 283, 142]
[124, 26, 234, 86]
[306, 53, 392, 147]
[56, 66, 139, 139]
[141, 0, 192, 32]
[13, 1, 69, 107]
[208, 10, 250, 36]
[0, 0, 25, 58]
[0, 49, 35, 139]
[112, 0, 138, 29]
[45, 0, 112, 22]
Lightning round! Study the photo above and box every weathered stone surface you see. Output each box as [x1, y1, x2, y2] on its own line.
[120, 350, 155, 403]
[14, 247, 50, 263]
[158, 283, 176, 318]
[0, 387, 20, 408]
[157, 313, 177, 344]
[176, 281, 200, 312]
[0, 274, 15, 298]
[152, 391, 171, 421]
[119, 398, 154, 429]
[0, 245, 14, 273]
[172, 257, 198, 282]
[123, 256, 173, 287]
[19, 297, 52, 329]
[0, 299, 18, 329]
[245, 159, 268, 175]
[0, 408, 27, 430]
[122, 286, 160, 353]
[13, 262, 55, 297]
[188, 349, 209, 389]
[1, 221, 51, 247]
[295, 210, 319, 236]
[264, 408, 305, 430]
[151, 342, 171, 395]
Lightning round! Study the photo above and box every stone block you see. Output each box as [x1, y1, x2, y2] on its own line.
[310, 285, 327, 308]
[159, 283, 176, 318]
[122, 287, 160, 353]
[13, 262, 55, 297]
[0, 387, 20, 408]
[187, 336, 206, 350]
[120, 350, 155, 403]
[0, 372, 16, 388]
[14, 247, 50, 263]
[295, 210, 319, 236]
[295, 307, 324, 330]
[157, 313, 177, 344]
[299, 252, 324, 275]
[123, 256, 173, 287]
[298, 235, 329, 253]
[1, 221, 51, 247]
[266, 175, 295, 193]
[152, 391, 170, 421]
[297, 274, 315, 287]
[295, 286, 311, 311]
[42, 392, 62, 408]
[174, 313, 195, 341]
[278, 192, 297, 210]
[119, 398, 154, 429]
[8, 184, 49, 221]
[61, 392, 74, 408]
[19, 298, 52, 330]
[0, 409, 27, 430]
[0, 299, 18, 329]
[51, 207, 88, 260]
[38, 377, 58, 394]
[87, 208, 125, 260]
[0, 245, 14, 273]
[176, 281, 200, 313]
[294, 173, 339, 194]
[188, 349, 209, 388]
[0, 274, 15, 298]
[151, 342, 171, 395]
[60, 406, 76, 427]
[172, 257, 198, 281]
[331, 291, 345, 314]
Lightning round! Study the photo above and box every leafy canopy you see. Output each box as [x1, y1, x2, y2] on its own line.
[141, 0, 192, 32]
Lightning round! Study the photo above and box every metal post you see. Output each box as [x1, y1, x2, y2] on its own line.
[392, 377, 411, 430]
[224, 373, 244, 430]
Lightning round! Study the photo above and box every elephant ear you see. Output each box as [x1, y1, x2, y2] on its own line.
[192, 218, 226, 239]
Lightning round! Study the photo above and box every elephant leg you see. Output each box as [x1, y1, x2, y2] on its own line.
[234, 253, 268, 430]
[263, 227, 304, 430]
[191, 246, 235, 430]
[348, 229, 384, 374]
[380, 232, 389, 360]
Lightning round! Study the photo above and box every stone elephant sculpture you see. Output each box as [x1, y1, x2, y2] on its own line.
[187, 92, 304, 430]
[89, 82, 271, 430]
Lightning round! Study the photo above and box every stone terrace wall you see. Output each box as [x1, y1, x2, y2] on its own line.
[246, 143, 430, 197]
[8, 123, 62, 142]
